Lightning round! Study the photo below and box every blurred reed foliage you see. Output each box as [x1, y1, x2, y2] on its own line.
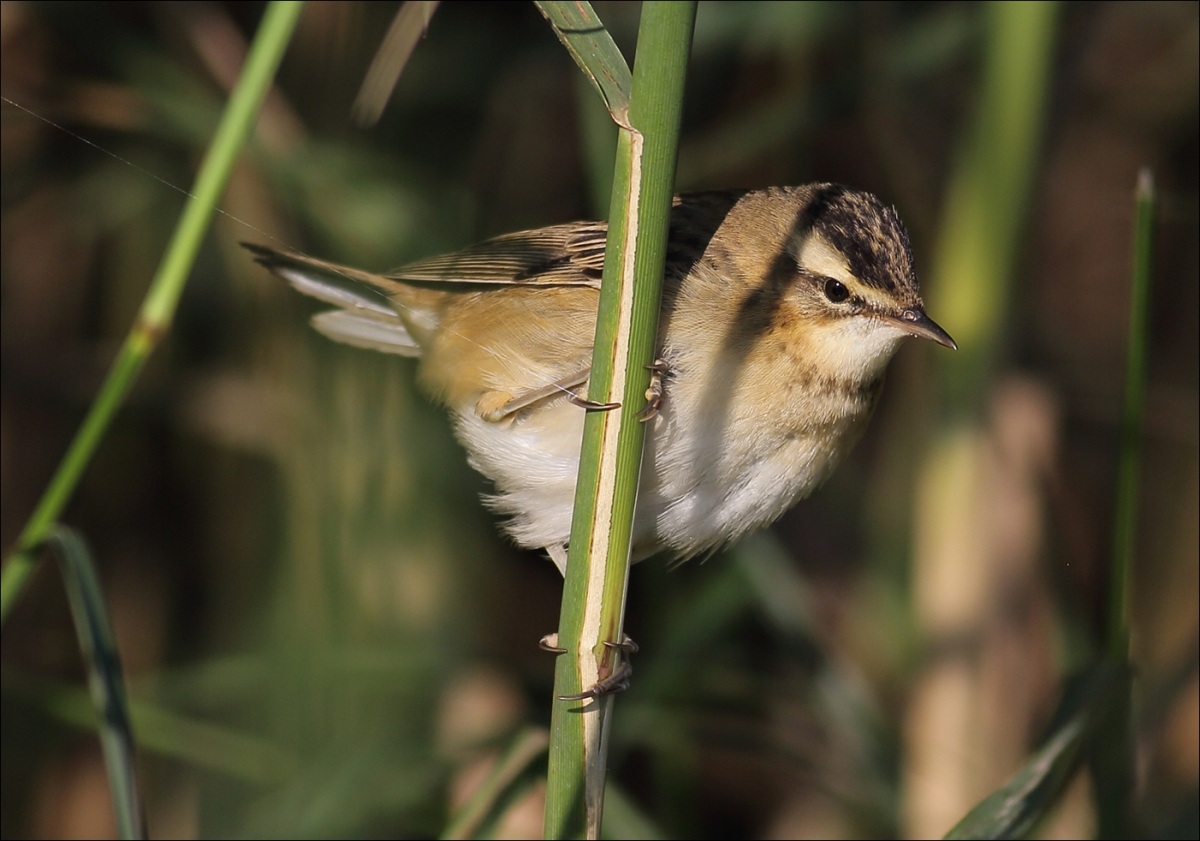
[1, 2, 1196, 838]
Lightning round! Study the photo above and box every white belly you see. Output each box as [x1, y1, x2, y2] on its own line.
[453, 384, 869, 563]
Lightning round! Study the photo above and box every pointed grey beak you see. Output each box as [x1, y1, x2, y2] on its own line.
[884, 308, 958, 350]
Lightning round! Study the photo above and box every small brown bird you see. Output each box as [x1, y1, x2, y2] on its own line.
[246, 184, 955, 574]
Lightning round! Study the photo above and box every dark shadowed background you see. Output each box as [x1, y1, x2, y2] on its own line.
[1, 2, 1196, 838]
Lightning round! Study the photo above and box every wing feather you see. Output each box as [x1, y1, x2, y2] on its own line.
[388, 223, 606, 287]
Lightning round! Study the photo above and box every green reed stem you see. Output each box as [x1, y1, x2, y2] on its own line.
[542, 2, 694, 838]
[1109, 169, 1154, 661]
[0, 1, 304, 625]
[1089, 168, 1156, 840]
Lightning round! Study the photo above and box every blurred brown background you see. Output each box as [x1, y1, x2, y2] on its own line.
[1, 2, 1196, 838]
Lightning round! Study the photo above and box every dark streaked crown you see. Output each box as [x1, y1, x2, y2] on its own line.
[795, 184, 918, 298]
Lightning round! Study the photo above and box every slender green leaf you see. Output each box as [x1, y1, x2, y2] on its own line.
[946, 718, 1087, 840]
[353, 1, 441, 126]
[945, 664, 1124, 840]
[45, 527, 146, 840]
[534, 0, 633, 125]
[441, 727, 549, 840]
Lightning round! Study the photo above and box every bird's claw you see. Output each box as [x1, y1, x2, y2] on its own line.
[540, 633, 638, 700]
[557, 661, 632, 701]
[538, 633, 566, 654]
[568, 392, 620, 412]
[637, 359, 669, 422]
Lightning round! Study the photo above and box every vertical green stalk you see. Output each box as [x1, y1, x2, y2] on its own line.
[543, 3, 695, 838]
[1091, 169, 1155, 839]
[928, 0, 1060, 402]
[1109, 169, 1154, 661]
[905, 2, 1059, 836]
[0, 1, 305, 624]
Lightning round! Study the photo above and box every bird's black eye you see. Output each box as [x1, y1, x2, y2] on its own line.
[823, 278, 850, 303]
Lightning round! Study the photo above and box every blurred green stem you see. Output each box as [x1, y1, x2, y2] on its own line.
[1109, 169, 1155, 660]
[0, 1, 304, 626]
[1091, 169, 1156, 840]
[907, 2, 1059, 836]
[2, 666, 300, 784]
[441, 727, 549, 839]
[930, 0, 1059, 401]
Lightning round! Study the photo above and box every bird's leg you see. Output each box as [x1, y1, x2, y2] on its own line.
[477, 369, 619, 422]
